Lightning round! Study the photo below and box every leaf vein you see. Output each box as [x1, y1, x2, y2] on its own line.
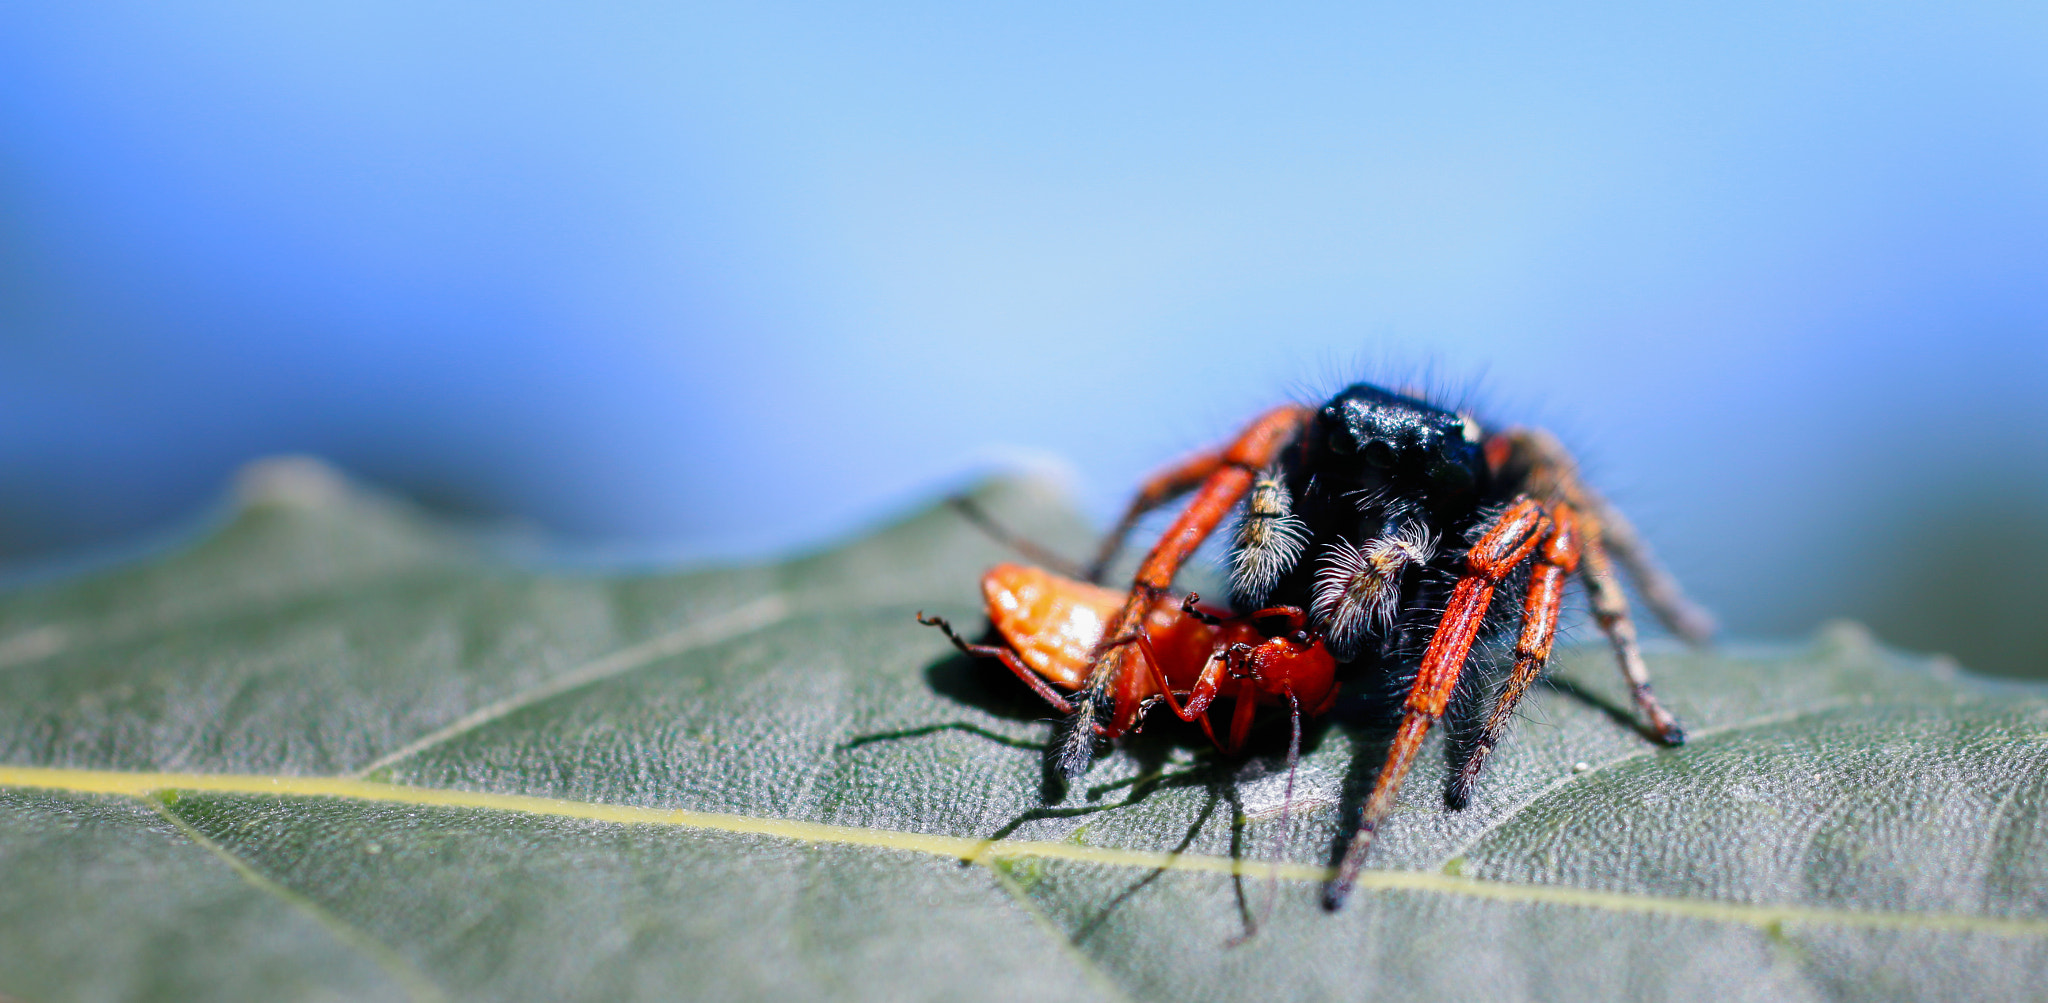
[351, 594, 790, 778]
[141, 793, 447, 1003]
[5, 764, 2043, 940]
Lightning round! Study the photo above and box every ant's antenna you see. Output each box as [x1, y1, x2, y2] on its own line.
[948, 495, 1089, 580]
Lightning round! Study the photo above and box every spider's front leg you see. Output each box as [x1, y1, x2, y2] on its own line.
[1055, 404, 1311, 781]
[1084, 450, 1227, 584]
[1324, 497, 1551, 910]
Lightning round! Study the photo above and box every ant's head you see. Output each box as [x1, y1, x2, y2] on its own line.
[1314, 383, 1488, 504]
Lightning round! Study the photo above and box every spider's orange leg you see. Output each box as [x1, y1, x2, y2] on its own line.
[1448, 504, 1580, 809]
[1578, 528, 1686, 745]
[1085, 450, 1226, 583]
[1493, 427, 1714, 644]
[1591, 502, 1716, 645]
[1054, 404, 1312, 780]
[1323, 497, 1549, 910]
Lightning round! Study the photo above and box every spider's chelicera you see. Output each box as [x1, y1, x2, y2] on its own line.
[1063, 382, 1715, 910]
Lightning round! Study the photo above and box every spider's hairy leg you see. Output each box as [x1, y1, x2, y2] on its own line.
[1054, 404, 1312, 781]
[1230, 464, 1309, 607]
[1578, 526, 1687, 745]
[1586, 499, 1717, 645]
[1323, 497, 1550, 911]
[1448, 504, 1581, 810]
[918, 613, 1078, 715]
[1085, 449, 1226, 584]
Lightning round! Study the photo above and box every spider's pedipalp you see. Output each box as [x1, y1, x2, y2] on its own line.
[1230, 465, 1310, 606]
[1311, 520, 1437, 659]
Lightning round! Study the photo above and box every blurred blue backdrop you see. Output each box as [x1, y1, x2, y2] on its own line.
[3, 3, 2045, 673]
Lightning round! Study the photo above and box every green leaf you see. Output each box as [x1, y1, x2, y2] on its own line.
[2, 457, 2044, 1002]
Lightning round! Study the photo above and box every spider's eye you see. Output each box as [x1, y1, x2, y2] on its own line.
[1327, 428, 1357, 454]
[1362, 440, 1396, 468]
[1429, 458, 1475, 492]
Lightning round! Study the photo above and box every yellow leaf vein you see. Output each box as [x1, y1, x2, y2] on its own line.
[4, 764, 2044, 940]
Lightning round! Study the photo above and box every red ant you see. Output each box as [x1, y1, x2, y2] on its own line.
[919, 560, 1341, 941]
[917, 562, 1337, 757]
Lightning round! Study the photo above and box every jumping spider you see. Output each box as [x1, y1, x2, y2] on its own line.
[1062, 382, 1714, 909]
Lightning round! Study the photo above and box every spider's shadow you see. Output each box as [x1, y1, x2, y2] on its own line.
[878, 638, 1651, 927]
[1540, 674, 1669, 744]
[976, 754, 1263, 945]
[1319, 665, 1663, 873]
[855, 645, 1356, 940]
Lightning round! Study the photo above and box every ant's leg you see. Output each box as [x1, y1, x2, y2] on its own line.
[1134, 631, 1226, 720]
[1085, 451, 1226, 583]
[1134, 630, 1229, 749]
[1055, 405, 1312, 780]
[1228, 688, 1304, 947]
[1178, 592, 1225, 626]
[1449, 505, 1581, 809]
[1224, 673, 1260, 754]
[1324, 498, 1549, 910]
[1180, 593, 1312, 633]
[1279, 689, 1302, 827]
[1578, 530, 1687, 745]
[917, 613, 1075, 715]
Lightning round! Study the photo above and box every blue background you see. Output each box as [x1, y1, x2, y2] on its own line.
[3, 3, 2044, 674]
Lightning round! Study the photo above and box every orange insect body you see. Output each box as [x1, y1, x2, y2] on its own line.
[973, 562, 1337, 752]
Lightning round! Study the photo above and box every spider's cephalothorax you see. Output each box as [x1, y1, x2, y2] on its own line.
[1070, 381, 1714, 911]
[1232, 384, 1491, 664]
